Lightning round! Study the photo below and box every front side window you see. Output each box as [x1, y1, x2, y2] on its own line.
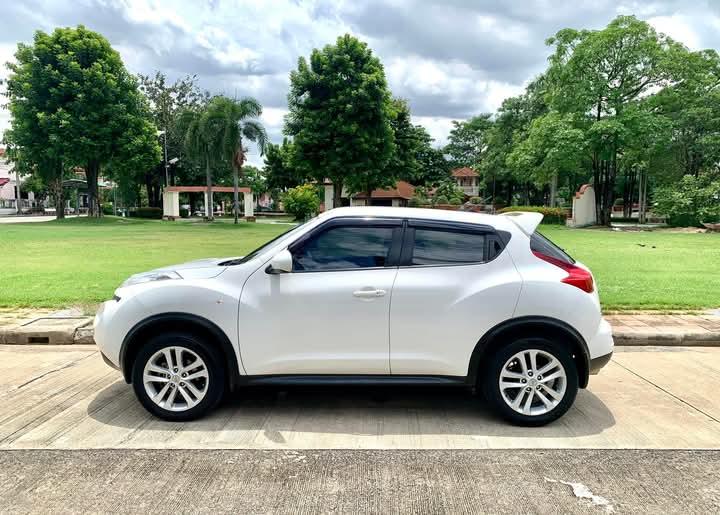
[293, 225, 395, 271]
[410, 228, 486, 265]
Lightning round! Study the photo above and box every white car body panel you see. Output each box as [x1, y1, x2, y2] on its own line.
[389, 252, 521, 376]
[94, 206, 614, 387]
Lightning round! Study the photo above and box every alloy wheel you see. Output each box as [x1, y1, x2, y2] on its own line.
[498, 349, 567, 416]
[142, 346, 209, 412]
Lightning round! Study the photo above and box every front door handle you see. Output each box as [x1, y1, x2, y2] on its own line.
[353, 288, 386, 298]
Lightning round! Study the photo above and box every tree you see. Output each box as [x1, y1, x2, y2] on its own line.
[204, 96, 267, 223]
[282, 184, 320, 221]
[285, 34, 395, 206]
[545, 15, 686, 224]
[137, 72, 210, 206]
[264, 138, 305, 191]
[444, 114, 494, 170]
[6, 26, 161, 217]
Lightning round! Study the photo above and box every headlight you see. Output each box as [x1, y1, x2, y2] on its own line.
[121, 270, 182, 287]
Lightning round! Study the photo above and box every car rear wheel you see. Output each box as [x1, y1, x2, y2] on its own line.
[131, 333, 225, 421]
[483, 338, 578, 426]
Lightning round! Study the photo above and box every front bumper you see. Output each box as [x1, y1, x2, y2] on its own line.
[589, 351, 613, 374]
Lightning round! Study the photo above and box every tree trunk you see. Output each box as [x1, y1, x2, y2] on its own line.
[205, 154, 213, 221]
[51, 175, 65, 220]
[332, 178, 343, 208]
[638, 168, 648, 225]
[85, 160, 101, 217]
[549, 172, 558, 208]
[233, 166, 240, 224]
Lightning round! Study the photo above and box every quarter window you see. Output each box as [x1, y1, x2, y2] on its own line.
[410, 228, 486, 265]
[293, 225, 396, 271]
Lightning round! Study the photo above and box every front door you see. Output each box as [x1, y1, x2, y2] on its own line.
[238, 218, 403, 375]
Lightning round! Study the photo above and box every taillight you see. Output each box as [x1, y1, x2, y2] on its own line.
[532, 251, 594, 293]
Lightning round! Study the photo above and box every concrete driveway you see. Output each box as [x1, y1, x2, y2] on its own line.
[1, 344, 719, 450]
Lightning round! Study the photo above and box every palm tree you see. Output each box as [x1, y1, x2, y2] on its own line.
[180, 106, 225, 220]
[207, 96, 267, 223]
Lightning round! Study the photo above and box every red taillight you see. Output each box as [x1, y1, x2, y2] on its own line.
[532, 251, 594, 293]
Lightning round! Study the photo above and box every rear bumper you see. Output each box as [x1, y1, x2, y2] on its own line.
[589, 351, 613, 374]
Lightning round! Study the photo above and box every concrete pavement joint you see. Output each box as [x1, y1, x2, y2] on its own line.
[612, 358, 720, 424]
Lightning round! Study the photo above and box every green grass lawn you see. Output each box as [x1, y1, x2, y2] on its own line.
[1, 217, 718, 310]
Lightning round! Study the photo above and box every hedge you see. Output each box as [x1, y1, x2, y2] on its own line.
[497, 206, 568, 224]
[131, 207, 163, 219]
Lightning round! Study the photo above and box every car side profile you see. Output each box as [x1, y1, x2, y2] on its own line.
[94, 207, 614, 426]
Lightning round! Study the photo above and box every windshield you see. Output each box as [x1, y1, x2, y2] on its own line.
[219, 219, 314, 266]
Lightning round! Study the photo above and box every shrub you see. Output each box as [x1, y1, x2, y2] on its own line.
[469, 196, 483, 204]
[179, 208, 190, 218]
[101, 202, 114, 215]
[435, 195, 449, 205]
[282, 184, 320, 221]
[433, 180, 465, 205]
[135, 207, 163, 219]
[654, 174, 720, 227]
[498, 205, 568, 224]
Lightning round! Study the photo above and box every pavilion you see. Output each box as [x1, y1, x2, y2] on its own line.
[162, 185, 254, 219]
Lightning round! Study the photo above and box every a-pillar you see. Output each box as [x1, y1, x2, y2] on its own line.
[243, 191, 254, 221]
[162, 190, 179, 219]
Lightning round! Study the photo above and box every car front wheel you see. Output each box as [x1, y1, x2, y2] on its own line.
[131, 333, 225, 421]
[483, 338, 578, 426]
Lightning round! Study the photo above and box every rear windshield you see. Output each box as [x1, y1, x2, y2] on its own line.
[530, 231, 575, 264]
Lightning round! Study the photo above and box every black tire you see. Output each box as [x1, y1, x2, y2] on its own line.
[131, 332, 225, 422]
[482, 337, 578, 426]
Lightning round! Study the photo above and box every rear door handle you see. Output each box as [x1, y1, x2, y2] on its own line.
[353, 289, 386, 298]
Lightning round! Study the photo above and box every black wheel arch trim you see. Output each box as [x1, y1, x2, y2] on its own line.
[467, 316, 591, 388]
[119, 312, 241, 390]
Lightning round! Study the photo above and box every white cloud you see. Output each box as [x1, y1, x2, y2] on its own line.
[648, 15, 701, 49]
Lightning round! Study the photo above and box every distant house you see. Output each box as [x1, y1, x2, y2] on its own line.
[0, 148, 37, 215]
[349, 181, 416, 207]
[451, 167, 479, 197]
[321, 180, 417, 210]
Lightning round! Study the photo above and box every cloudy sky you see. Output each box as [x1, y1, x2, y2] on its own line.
[3, 0, 720, 167]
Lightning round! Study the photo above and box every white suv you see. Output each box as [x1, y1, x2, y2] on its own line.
[94, 207, 613, 426]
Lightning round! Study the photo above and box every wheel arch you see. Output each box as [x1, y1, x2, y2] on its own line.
[120, 312, 241, 391]
[467, 316, 590, 388]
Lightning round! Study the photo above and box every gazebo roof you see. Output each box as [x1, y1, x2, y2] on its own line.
[165, 186, 251, 194]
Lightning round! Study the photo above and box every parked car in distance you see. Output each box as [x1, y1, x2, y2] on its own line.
[94, 207, 613, 426]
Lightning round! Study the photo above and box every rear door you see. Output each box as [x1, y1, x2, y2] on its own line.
[389, 220, 522, 376]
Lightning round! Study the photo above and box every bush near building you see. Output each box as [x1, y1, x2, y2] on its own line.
[498, 206, 568, 224]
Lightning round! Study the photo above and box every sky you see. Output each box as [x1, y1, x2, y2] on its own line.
[2, 0, 720, 167]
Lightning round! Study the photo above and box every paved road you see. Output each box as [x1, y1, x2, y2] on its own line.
[0, 345, 719, 450]
[1, 449, 718, 513]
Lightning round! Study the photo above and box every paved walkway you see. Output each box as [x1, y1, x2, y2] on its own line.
[0, 215, 78, 223]
[1, 344, 718, 450]
[607, 312, 720, 345]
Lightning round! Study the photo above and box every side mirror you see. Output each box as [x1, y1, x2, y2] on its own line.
[266, 249, 293, 274]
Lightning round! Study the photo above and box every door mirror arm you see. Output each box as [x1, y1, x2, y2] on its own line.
[265, 249, 293, 274]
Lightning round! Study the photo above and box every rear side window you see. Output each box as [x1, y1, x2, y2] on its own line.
[530, 231, 575, 264]
[293, 225, 395, 271]
[410, 228, 486, 265]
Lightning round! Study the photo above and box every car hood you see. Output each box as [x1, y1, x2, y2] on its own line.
[153, 257, 242, 280]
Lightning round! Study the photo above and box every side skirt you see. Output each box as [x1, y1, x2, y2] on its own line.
[237, 374, 468, 387]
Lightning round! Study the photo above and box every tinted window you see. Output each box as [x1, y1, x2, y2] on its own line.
[411, 228, 486, 265]
[530, 231, 575, 264]
[293, 226, 395, 271]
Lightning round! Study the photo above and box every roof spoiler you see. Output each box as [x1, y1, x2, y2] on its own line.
[499, 211, 544, 235]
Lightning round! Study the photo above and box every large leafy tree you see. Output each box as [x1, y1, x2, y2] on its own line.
[545, 15, 685, 224]
[264, 138, 306, 192]
[444, 114, 494, 170]
[6, 26, 160, 217]
[285, 34, 395, 205]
